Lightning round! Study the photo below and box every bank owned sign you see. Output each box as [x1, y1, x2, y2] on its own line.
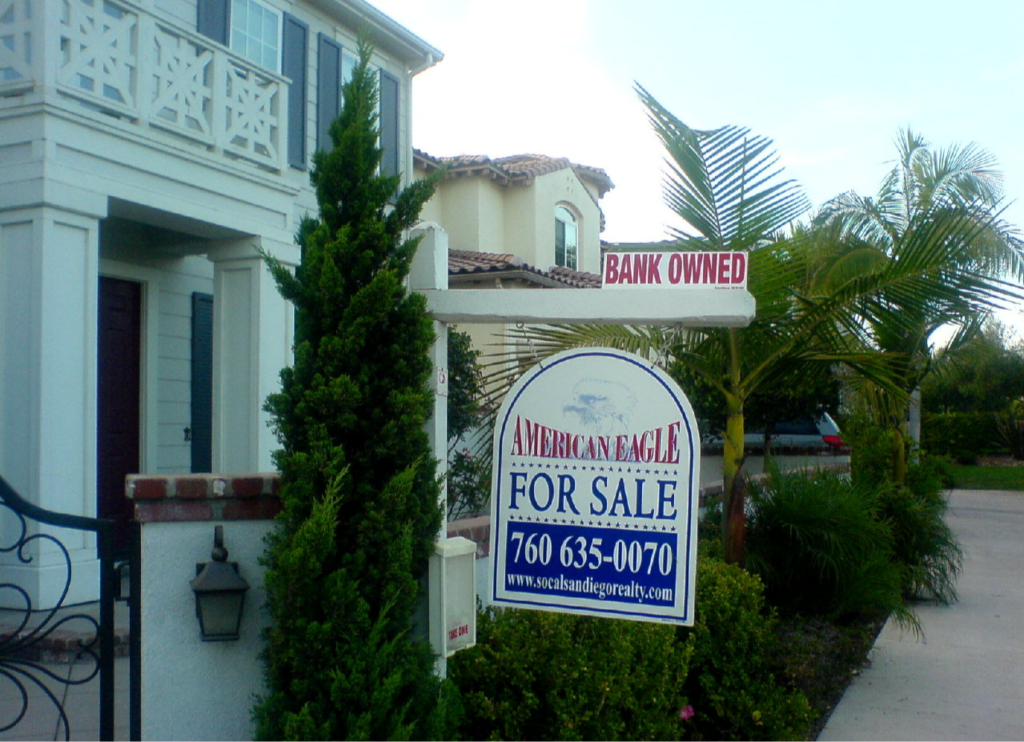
[489, 348, 700, 625]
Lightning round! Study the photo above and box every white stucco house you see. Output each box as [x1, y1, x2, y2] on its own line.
[0, 0, 441, 606]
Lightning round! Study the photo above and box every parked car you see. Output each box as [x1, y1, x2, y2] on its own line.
[703, 413, 845, 450]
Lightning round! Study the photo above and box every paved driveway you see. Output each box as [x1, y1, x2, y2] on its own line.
[820, 488, 1024, 741]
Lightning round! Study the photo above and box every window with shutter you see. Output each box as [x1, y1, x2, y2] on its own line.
[198, 0, 307, 168]
[229, 0, 282, 71]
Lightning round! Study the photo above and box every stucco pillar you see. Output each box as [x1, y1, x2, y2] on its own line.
[0, 205, 104, 608]
[207, 239, 295, 473]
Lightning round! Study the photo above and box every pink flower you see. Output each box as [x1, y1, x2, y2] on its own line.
[679, 705, 695, 721]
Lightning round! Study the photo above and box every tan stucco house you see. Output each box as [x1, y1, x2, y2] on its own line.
[413, 151, 613, 357]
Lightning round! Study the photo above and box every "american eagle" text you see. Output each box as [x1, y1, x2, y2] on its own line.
[509, 415, 681, 464]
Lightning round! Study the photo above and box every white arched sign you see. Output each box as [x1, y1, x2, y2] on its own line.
[489, 348, 700, 625]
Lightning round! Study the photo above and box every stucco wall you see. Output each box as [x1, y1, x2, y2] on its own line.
[524, 168, 603, 273]
[130, 473, 281, 741]
[140, 519, 272, 741]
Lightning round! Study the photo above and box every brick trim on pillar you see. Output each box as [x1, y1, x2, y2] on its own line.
[126, 473, 282, 523]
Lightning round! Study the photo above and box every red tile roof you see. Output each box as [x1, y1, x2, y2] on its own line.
[415, 150, 614, 196]
[448, 250, 601, 289]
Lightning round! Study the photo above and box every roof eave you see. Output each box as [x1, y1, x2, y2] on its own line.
[307, 0, 443, 74]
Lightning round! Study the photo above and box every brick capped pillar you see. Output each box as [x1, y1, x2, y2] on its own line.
[125, 472, 282, 741]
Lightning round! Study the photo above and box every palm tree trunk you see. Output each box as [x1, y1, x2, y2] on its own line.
[892, 427, 907, 486]
[721, 391, 746, 564]
[908, 388, 922, 444]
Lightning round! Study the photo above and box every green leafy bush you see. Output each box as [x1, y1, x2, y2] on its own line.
[683, 556, 812, 741]
[877, 483, 962, 604]
[845, 416, 904, 489]
[449, 608, 692, 741]
[996, 398, 1024, 460]
[447, 328, 490, 519]
[922, 411, 1003, 463]
[744, 469, 915, 629]
[844, 418, 964, 604]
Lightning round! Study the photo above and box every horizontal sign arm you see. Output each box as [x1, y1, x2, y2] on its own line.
[421, 289, 755, 327]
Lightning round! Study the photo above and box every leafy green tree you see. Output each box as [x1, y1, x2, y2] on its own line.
[922, 319, 1024, 414]
[814, 130, 1024, 480]
[447, 327, 489, 519]
[253, 41, 457, 740]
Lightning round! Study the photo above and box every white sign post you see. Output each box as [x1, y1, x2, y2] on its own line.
[489, 348, 700, 625]
[410, 228, 756, 667]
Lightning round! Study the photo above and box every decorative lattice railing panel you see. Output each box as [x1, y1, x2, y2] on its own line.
[0, 0, 34, 89]
[149, 25, 214, 143]
[222, 61, 281, 165]
[58, 0, 139, 113]
[48, 0, 286, 172]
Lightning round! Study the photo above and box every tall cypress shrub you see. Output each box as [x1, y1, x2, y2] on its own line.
[253, 40, 456, 740]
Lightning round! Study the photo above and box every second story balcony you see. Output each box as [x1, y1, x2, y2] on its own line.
[1, 0, 290, 175]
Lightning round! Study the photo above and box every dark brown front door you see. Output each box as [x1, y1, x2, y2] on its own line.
[97, 276, 142, 552]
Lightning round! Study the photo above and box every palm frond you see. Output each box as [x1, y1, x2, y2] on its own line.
[637, 85, 810, 250]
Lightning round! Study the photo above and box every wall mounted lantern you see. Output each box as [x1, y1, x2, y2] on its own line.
[190, 525, 250, 641]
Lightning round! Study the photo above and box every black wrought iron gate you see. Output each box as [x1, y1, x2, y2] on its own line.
[0, 475, 140, 741]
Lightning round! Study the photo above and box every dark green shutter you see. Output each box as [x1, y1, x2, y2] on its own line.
[317, 34, 341, 153]
[379, 70, 400, 178]
[283, 14, 308, 169]
[196, 0, 229, 46]
[191, 293, 214, 473]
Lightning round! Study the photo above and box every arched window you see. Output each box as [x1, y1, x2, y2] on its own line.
[555, 206, 578, 270]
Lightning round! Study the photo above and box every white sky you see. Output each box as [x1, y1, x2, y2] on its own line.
[372, 0, 1024, 333]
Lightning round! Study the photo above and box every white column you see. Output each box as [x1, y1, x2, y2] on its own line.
[411, 224, 450, 495]
[410, 223, 456, 675]
[207, 239, 296, 473]
[0, 206, 104, 608]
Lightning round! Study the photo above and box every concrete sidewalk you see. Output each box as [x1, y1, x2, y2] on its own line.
[819, 488, 1024, 741]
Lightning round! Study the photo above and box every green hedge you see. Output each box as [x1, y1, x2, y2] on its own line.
[449, 608, 692, 741]
[922, 411, 1004, 463]
[744, 470, 910, 624]
[684, 555, 812, 741]
[449, 551, 814, 741]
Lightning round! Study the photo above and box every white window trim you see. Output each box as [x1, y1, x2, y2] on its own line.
[555, 204, 579, 271]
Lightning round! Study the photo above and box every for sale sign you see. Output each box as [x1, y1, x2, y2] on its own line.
[489, 348, 700, 625]
[602, 251, 747, 289]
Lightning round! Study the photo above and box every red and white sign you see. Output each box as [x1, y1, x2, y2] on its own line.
[602, 251, 747, 289]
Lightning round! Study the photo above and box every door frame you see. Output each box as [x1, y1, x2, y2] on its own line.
[98, 260, 160, 477]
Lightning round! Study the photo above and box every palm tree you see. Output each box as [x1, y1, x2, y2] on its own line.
[478, 100, 1023, 566]
[814, 130, 1024, 480]
[481, 89, 869, 564]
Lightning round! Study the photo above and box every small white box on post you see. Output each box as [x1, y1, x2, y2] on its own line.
[429, 536, 477, 659]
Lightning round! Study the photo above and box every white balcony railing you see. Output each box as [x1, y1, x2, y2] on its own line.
[0, 0, 288, 173]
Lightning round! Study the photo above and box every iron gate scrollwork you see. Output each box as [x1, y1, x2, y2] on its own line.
[0, 475, 137, 741]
